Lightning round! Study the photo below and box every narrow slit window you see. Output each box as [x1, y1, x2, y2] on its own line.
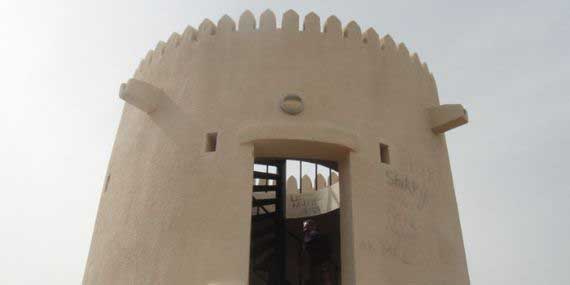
[380, 143, 390, 164]
[103, 173, 111, 192]
[205, 132, 218, 152]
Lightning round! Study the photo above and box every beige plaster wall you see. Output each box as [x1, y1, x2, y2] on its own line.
[83, 10, 469, 285]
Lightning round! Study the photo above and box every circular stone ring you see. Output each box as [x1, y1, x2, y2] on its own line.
[280, 94, 304, 115]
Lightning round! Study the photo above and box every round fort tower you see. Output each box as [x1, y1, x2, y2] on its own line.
[83, 9, 470, 285]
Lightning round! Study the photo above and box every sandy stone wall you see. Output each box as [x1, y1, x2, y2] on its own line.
[83, 10, 469, 285]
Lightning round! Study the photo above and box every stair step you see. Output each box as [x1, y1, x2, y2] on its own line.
[253, 185, 278, 192]
[252, 198, 276, 207]
[252, 236, 275, 256]
[251, 212, 276, 222]
[251, 222, 275, 239]
[252, 227, 275, 241]
[253, 171, 279, 180]
[253, 251, 275, 272]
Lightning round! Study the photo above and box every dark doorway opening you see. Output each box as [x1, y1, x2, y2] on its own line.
[249, 159, 341, 285]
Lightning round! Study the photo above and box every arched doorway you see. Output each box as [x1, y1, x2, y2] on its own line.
[249, 158, 341, 285]
[247, 139, 353, 285]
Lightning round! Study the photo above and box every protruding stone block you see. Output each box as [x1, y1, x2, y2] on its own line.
[344, 21, 361, 40]
[182, 26, 197, 42]
[155, 41, 166, 56]
[282, 10, 299, 32]
[119, 79, 165, 114]
[239, 10, 256, 31]
[286, 176, 299, 193]
[301, 175, 314, 191]
[422, 62, 430, 73]
[166, 32, 181, 49]
[199, 19, 216, 37]
[303, 12, 320, 33]
[429, 104, 469, 134]
[260, 9, 276, 31]
[398, 42, 410, 57]
[316, 174, 327, 190]
[364, 28, 379, 47]
[324, 16, 342, 38]
[411, 53, 421, 65]
[380, 34, 396, 50]
[218, 15, 236, 33]
[331, 172, 339, 184]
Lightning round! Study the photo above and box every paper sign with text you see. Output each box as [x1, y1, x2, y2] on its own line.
[286, 183, 340, 219]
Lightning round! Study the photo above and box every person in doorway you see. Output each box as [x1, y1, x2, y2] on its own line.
[302, 219, 334, 285]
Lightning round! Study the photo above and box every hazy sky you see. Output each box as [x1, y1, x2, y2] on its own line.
[1, 0, 569, 284]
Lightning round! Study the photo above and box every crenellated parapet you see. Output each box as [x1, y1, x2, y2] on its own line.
[125, 10, 470, 135]
[135, 10, 433, 81]
[126, 10, 472, 136]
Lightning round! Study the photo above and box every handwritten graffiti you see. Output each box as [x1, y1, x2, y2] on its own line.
[358, 239, 421, 265]
[288, 195, 321, 217]
[385, 169, 419, 194]
[379, 169, 432, 265]
[385, 169, 428, 210]
[286, 183, 340, 219]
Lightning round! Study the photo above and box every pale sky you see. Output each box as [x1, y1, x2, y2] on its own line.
[0, 0, 569, 284]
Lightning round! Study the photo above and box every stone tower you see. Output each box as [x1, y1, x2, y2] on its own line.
[83, 10, 470, 285]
